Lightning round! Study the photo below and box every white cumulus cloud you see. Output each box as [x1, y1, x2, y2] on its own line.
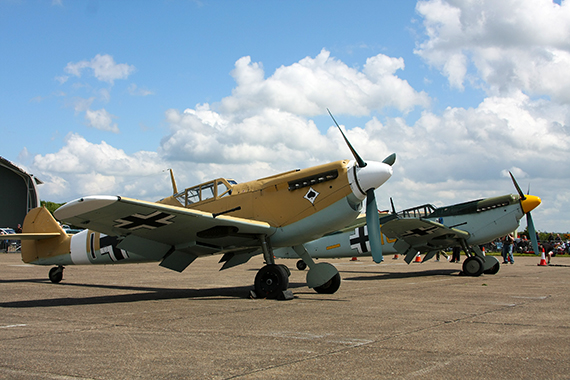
[415, 0, 570, 101]
[220, 49, 430, 117]
[64, 54, 135, 84]
[85, 108, 119, 133]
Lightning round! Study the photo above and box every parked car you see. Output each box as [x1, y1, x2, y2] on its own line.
[1, 227, 16, 252]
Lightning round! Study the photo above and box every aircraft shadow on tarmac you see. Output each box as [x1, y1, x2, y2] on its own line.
[0, 268, 462, 308]
[339, 268, 460, 282]
[0, 279, 309, 308]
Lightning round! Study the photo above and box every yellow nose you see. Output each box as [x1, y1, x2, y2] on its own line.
[521, 195, 541, 214]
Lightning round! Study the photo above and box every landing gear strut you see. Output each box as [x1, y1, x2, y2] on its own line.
[49, 266, 64, 283]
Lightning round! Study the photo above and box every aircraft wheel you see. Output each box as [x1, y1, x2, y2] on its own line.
[49, 266, 64, 283]
[483, 261, 500, 275]
[296, 260, 307, 271]
[254, 264, 289, 298]
[278, 264, 291, 277]
[314, 272, 341, 294]
[462, 256, 484, 276]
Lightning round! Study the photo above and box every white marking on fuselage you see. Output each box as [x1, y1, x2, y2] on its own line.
[70, 229, 91, 265]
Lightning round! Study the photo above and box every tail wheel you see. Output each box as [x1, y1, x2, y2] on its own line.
[49, 266, 64, 283]
[314, 272, 341, 294]
[254, 264, 289, 298]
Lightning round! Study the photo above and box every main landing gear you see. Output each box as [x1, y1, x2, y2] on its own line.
[48, 266, 64, 283]
[252, 237, 342, 299]
[254, 264, 290, 299]
[252, 235, 293, 300]
[461, 244, 500, 277]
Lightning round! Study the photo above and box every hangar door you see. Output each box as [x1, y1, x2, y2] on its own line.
[0, 157, 41, 228]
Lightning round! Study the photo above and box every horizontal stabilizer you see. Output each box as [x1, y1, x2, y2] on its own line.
[9, 232, 62, 240]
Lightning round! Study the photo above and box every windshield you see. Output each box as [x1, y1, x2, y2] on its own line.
[174, 178, 235, 206]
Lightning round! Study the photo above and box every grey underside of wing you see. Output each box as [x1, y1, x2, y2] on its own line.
[382, 218, 469, 263]
[56, 196, 273, 272]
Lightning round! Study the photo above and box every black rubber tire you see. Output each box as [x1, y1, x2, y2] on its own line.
[314, 272, 341, 294]
[278, 264, 291, 277]
[462, 256, 485, 277]
[49, 267, 63, 283]
[483, 261, 500, 275]
[296, 260, 307, 271]
[254, 264, 289, 298]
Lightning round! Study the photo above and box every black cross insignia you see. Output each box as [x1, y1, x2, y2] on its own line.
[114, 211, 175, 231]
[401, 225, 438, 238]
[99, 235, 129, 261]
[350, 226, 369, 254]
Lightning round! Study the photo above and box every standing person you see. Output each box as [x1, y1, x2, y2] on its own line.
[503, 233, 515, 264]
[501, 236, 508, 263]
[450, 246, 461, 263]
[435, 250, 449, 262]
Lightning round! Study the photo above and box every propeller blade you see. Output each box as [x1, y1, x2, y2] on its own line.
[382, 153, 396, 166]
[390, 197, 397, 214]
[366, 189, 383, 263]
[327, 108, 367, 168]
[527, 212, 540, 256]
[509, 171, 526, 200]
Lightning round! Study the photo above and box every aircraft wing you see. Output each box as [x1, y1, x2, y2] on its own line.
[54, 196, 275, 271]
[381, 218, 469, 261]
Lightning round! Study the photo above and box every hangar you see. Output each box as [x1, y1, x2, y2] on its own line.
[0, 156, 42, 229]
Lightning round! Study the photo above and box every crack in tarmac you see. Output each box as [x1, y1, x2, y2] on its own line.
[224, 292, 553, 379]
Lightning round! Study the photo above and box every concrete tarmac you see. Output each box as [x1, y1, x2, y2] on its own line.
[1, 253, 569, 379]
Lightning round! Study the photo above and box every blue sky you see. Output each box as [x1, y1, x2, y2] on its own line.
[1, 0, 569, 233]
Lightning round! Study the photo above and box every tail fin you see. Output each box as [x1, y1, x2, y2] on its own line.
[20, 207, 71, 264]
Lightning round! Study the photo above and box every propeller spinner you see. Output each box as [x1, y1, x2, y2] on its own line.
[328, 109, 395, 263]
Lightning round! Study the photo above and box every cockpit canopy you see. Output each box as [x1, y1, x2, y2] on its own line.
[398, 204, 437, 219]
[174, 178, 237, 206]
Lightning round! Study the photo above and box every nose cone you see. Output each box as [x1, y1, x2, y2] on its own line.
[521, 195, 541, 214]
[349, 161, 393, 200]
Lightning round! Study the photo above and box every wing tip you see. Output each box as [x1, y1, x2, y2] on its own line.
[54, 195, 120, 221]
